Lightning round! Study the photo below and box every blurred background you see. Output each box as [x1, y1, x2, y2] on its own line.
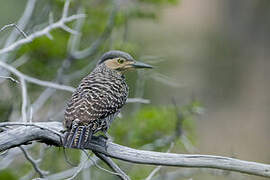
[0, 0, 269, 179]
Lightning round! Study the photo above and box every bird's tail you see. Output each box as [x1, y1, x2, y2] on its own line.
[63, 125, 92, 149]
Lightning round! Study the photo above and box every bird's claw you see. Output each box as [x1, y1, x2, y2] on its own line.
[85, 135, 108, 151]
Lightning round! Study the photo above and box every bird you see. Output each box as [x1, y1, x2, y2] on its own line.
[63, 50, 152, 149]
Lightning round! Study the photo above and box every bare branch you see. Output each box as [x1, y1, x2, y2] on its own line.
[3, 0, 36, 48]
[0, 122, 270, 178]
[0, 0, 36, 82]
[20, 78, 28, 122]
[61, 24, 79, 35]
[0, 24, 27, 38]
[0, 61, 75, 92]
[94, 152, 130, 180]
[0, 75, 19, 83]
[0, 146, 32, 170]
[62, 0, 71, 19]
[126, 98, 150, 104]
[65, 153, 88, 180]
[45, 156, 99, 180]
[0, 0, 85, 55]
[11, 54, 29, 68]
[72, 2, 117, 59]
[19, 146, 48, 178]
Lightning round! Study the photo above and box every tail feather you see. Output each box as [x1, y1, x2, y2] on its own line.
[77, 126, 86, 148]
[63, 125, 92, 149]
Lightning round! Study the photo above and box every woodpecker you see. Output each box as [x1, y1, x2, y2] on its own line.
[63, 50, 152, 148]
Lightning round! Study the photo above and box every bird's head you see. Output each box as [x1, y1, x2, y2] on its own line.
[97, 50, 152, 73]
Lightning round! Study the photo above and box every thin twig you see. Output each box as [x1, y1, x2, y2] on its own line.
[11, 54, 29, 68]
[19, 146, 48, 178]
[45, 156, 99, 180]
[3, 0, 36, 48]
[94, 152, 131, 180]
[0, 75, 19, 83]
[0, 24, 28, 38]
[126, 98, 150, 104]
[66, 152, 88, 180]
[0, 0, 85, 55]
[145, 143, 175, 180]
[62, 0, 71, 19]
[0, 0, 36, 84]
[72, 2, 117, 59]
[0, 61, 75, 92]
[20, 78, 28, 122]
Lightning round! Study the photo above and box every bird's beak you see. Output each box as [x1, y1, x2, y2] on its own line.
[131, 61, 153, 69]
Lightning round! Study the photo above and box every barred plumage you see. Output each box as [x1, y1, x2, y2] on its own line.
[63, 50, 152, 149]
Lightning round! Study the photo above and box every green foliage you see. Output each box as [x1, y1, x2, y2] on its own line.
[17, 31, 68, 82]
[110, 104, 198, 149]
[0, 0, 184, 179]
[139, 0, 180, 5]
[129, 8, 157, 19]
[111, 106, 176, 148]
[0, 170, 17, 180]
[129, 164, 152, 180]
[110, 102, 200, 179]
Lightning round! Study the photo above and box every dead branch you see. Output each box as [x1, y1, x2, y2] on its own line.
[0, 0, 85, 55]
[0, 122, 269, 178]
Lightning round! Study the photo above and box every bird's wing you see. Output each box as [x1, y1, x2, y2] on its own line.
[64, 75, 128, 132]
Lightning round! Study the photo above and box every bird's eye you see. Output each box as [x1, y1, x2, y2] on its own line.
[117, 58, 124, 64]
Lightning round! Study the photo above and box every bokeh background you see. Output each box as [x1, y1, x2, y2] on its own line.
[0, 0, 269, 179]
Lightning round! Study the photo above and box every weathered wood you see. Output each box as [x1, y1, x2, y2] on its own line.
[0, 122, 270, 178]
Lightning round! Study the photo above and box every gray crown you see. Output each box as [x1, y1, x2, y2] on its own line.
[97, 50, 134, 65]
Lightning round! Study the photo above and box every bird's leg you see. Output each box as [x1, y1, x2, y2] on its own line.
[83, 128, 108, 151]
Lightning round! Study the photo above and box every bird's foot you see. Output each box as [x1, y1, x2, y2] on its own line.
[60, 129, 67, 134]
[104, 132, 114, 143]
[86, 135, 108, 151]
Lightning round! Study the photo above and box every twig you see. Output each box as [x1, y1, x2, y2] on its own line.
[0, 0, 36, 83]
[0, 145, 33, 170]
[3, 0, 36, 48]
[0, 75, 19, 83]
[0, 122, 270, 178]
[19, 145, 48, 180]
[26, 7, 86, 120]
[65, 152, 88, 180]
[45, 156, 99, 180]
[0, 24, 27, 38]
[0, 61, 75, 92]
[19, 146, 48, 178]
[94, 152, 131, 180]
[67, 7, 85, 54]
[72, 2, 117, 59]
[81, 150, 91, 180]
[62, 0, 71, 19]
[145, 143, 174, 180]
[126, 98, 150, 104]
[0, 0, 85, 55]
[180, 135, 198, 154]
[20, 78, 28, 122]
[11, 54, 29, 68]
